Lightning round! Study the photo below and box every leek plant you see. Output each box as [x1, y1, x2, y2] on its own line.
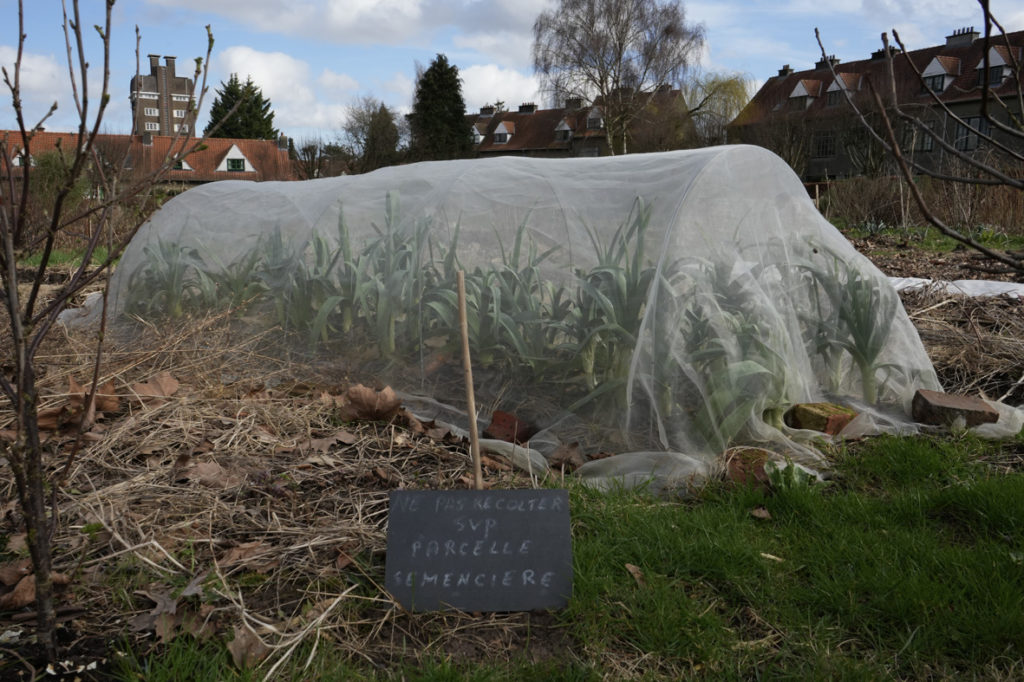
[800, 246, 898, 404]
[123, 239, 213, 320]
[566, 198, 655, 401]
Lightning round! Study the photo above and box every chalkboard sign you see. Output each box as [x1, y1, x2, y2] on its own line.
[385, 489, 572, 612]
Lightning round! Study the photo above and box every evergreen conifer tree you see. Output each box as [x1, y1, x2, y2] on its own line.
[408, 54, 472, 161]
[204, 74, 279, 139]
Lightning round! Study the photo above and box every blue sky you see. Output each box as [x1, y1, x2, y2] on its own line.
[2, 0, 1022, 141]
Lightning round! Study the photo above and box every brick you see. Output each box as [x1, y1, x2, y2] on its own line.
[783, 402, 858, 435]
[911, 389, 1000, 427]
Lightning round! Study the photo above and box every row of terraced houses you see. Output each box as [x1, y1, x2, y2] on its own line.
[4, 28, 1022, 188]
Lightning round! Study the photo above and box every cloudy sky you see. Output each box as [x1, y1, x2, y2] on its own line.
[2, 0, 1022, 140]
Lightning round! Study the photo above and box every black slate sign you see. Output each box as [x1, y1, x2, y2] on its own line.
[385, 489, 572, 612]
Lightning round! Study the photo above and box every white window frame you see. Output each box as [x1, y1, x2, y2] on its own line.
[173, 109, 185, 118]
[144, 107, 159, 116]
[172, 94, 191, 102]
[144, 122, 159, 131]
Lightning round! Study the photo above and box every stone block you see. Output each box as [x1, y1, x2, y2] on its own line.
[911, 389, 1000, 427]
[783, 402, 858, 435]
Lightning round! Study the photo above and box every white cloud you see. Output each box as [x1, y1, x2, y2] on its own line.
[452, 31, 535, 70]
[0, 46, 65, 122]
[318, 69, 360, 100]
[214, 46, 348, 133]
[459, 64, 541, 112]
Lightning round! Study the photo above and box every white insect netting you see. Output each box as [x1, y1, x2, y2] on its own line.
[106, 145, 946, 490]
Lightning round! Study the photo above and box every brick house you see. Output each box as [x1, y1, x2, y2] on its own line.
[729, 28, 1024, 181]
[469, 89, 695, 158]
[2, 131, 295, 190]
[129, 55, 198, 137]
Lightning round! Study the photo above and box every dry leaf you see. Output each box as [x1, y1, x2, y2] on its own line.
[548, 442, 586, 471]
[335, 551, 354, 571]
[759, 552, 784, 562]
[0, 573, 69, 610]
[6, 534, 27, 554]
[130, 372, 180, 405]
[481, 454, 511, 472]
[186, 461, 245, 489]
[0, 559, 31, 587]
[337, 384, 402, 422]
[625, 563, 646, 587]
[0, 575, 37, 610]
[750, 507, 772, 520]
[0, 429, 16, 442]
[36, 405, 69, 431]
[228, 625, 270, 669]
[219, 542, 271, 567]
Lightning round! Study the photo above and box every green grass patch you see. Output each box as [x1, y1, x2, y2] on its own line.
[18, 245, 110, 268]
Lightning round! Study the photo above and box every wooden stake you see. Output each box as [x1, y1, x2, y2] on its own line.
[457, 271, 483, 490]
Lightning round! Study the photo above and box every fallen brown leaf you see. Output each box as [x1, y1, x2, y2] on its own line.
[0, 572, 70, 610]
[0, 559, 31, 587]
[130, 372, 180, 405]
[625, 563, 646, 587]
[219, 541, 272, 567]
[750, 507, 772, 520]
[337, 384, 402, 422]
[336, 550, 354, 571]
[228, 625, 270, 669]
[548, 442, 586, 471]
[186, 461, 245, 489]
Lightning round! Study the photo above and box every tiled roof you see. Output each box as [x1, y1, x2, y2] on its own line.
[731, 30, 1024, 128]
[933, 55, 962, 74]
[2, 131, 295, 183]
[467, 89, 689, 155]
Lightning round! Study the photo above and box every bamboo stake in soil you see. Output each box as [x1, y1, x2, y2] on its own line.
[457, 271, 483, 490]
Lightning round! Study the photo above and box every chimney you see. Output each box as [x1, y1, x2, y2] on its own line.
[164, 56, 176, 78]
[815, 55, 840, 70]
[277, 135, 289, 150]
[946, 27, 979, 48]
[479, 105, 495, 117]
[518, 102, 537, 114]
[565, 97, 583, 109]
[778, 65, 793, 77]
[148, 54, 160, 74]
[871, 46, 900, 60]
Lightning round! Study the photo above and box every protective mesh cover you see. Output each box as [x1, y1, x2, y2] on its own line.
[108, 145, 940, 473]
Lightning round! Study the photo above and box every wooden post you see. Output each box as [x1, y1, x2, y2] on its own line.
[457, 271, 483, 490]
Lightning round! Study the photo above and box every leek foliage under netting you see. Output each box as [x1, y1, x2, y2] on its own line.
[107, 146, 944, 480]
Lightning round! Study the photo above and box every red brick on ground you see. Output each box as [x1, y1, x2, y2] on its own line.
[911, 389, 1000, 427]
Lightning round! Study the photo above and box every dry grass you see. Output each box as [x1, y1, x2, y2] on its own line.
[1, 316, 569, 677]
[899, 287, 1024, 403]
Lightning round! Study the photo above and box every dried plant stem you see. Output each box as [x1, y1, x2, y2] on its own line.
[457, 271, 483, 490]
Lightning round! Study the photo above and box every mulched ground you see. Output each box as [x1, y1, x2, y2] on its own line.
[1, 236, 1022, 679]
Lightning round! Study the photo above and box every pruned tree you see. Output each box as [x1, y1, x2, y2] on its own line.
[533, 0, 706, 155]
[204, 73, 278, 140]
[407, 54, 473, 161]
[343, 96, 403, 173]
[0, 1, 215, 662]
[816, 0, 1023, 276]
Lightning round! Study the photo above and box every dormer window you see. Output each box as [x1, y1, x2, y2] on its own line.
[216, 143, 253, 172]
[492, 121, 513, 144]
[977, 64, 1005, 86]
[923, 74, 946, 92]
[555, 129, 571, 141]
[921, 56, 958, 95]
[788, 96, 807, 111]
[826, 90, 841, 107]
[587, 115, 602, 129]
